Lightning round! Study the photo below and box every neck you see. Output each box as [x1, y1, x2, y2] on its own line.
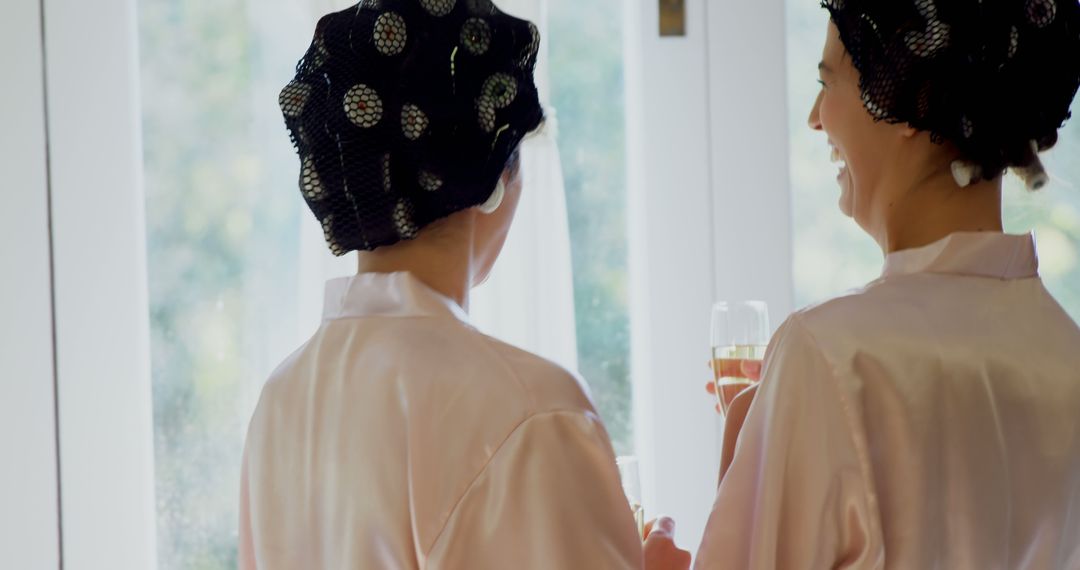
[878, 168, 1004, 254]
[355, 217, 477, 311]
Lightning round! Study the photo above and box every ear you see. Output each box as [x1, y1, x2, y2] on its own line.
[899, 124, 918, 139]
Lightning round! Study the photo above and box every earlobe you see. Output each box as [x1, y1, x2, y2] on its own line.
[900, 125, 917, 138]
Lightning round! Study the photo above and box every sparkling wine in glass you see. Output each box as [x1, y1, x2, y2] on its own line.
[710, 301, 769, 416]
[616, 455, 645, 540]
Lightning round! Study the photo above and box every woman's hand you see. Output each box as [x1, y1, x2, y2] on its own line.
[705, 359, 762, 413]
[706, 359, 762, 484]
[643, 517, 692, 570]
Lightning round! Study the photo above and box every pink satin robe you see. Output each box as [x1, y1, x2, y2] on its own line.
[238, 272, 642, 569]
[696, 232, 1080, 569]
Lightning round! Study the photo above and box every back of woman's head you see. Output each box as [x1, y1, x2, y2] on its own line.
[280, 0, 545, 255]
[822, 0, 1080, 185]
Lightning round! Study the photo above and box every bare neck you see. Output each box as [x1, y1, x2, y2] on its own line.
[355, 220, 476, 311]
[879, 170, 1004, 254]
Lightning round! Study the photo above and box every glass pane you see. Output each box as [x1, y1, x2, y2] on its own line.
[549, 0, 634, 455]
[785, 8, 880, 307]
[785, 3, 1080, 321]
[137, 0, 327, 567]
[1002, 123, 1080, 321]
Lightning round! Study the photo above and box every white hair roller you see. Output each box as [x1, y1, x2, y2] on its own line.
[951, 160, 982, 188]
[1013, 140, 1050, 191]
[476, 179, 506, 214]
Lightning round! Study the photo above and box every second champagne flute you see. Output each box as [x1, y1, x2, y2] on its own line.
[616, 455, 645, 540]
[710, 301, 769, 416]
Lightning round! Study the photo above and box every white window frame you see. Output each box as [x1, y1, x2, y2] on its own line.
[1, 2, 61, 568]
[625, 0, 793, 552]
[42, 0, 159, 567]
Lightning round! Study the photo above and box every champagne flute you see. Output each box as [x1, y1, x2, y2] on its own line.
[710, 301, 769, 416]
[616, 455, 645, 540]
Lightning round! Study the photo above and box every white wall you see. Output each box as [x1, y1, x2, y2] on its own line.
[0, 1, 62, 568]
[706, 0, 794, 320]
[2, 1, 159, 566]
[626, 0, 723, 553]
[626, 0, 793, 555]
[43, 0, 159, 567]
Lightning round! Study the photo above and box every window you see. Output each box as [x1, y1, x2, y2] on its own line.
[549, 0, 633, 456]
[785, 8, 880, 307]
[138, 1, 310, 566]
[1002, 133, 1080, 315]
[785, 3, 1080, 319]
[137, 0, 634, 567]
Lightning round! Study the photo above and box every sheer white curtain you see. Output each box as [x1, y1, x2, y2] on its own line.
[288, 0, 579, 371]
[470, 0, 578, 372]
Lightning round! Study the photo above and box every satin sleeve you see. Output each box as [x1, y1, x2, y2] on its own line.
[695, 316, 881, 570]
[426, 410, 643, 570]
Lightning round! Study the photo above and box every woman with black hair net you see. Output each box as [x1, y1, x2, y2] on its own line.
[697, 1, 1080, 568]
[238, 1, 690, 568]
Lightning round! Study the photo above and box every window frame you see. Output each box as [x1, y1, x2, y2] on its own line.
[1, 2, 61, 568]
[624, 0, 793, 552]
[42, 0, 159, 566]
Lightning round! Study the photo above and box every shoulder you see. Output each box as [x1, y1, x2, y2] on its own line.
[793, 280, 895, 339]
[468, 331, 598, 416]
[762, 313, 833, 385]
[758, 304, 865, 417]
[253, 317, 598, 427]
[781, 277, 935, 364]
[374, 317, 593, 413]
[767, 279, 933, 390]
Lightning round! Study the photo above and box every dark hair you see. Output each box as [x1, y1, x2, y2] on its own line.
[504, 146, 523, 177]
[824, 0, 1080, 180]
[281, 0, 544, 254]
